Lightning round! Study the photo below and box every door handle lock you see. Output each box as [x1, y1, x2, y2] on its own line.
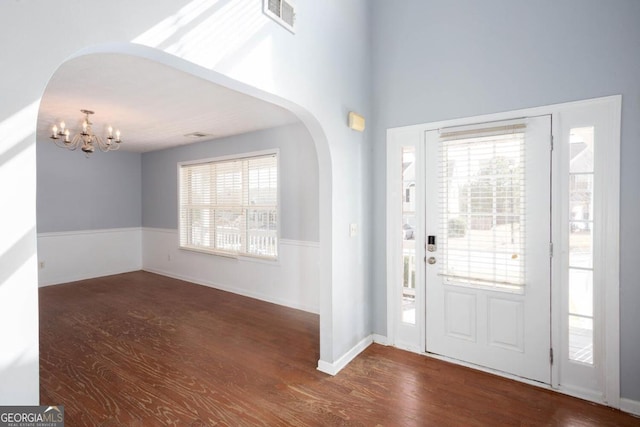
[427, 235, 437, 252]
[427, 257, 437, 265]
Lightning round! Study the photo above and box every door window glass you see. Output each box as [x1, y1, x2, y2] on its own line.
[438, 128, 526, 293]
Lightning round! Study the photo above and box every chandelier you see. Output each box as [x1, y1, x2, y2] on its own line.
[50, 109, 122, 156]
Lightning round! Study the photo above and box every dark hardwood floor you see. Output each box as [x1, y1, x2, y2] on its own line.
[40, 271, 638, 426]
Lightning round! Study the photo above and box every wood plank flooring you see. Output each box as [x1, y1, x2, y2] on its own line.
[39, 271, 638, 426]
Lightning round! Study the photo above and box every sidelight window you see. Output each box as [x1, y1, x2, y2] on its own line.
[567, 127, 595, 364]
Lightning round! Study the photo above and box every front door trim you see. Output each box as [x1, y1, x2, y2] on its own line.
[386, 95, 620, 408]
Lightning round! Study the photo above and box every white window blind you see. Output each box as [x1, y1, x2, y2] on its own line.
[179, 153, 278, 259]
[438, 122, 526, 291]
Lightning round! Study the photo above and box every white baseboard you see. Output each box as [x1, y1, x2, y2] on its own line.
[372, 334, 388, 345]
[621, 398, 640, 417]
[144, 267, 317, 314]
[38, 267, 142, 287]
[424, 350, 637, 414]
[556, 384, 606, 406]
[317, 334, 373, 376]
[37, 227, 142, 286]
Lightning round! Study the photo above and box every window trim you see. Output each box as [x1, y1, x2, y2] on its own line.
[177, 149, 280, 261]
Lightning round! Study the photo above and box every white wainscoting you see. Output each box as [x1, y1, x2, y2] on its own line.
[142, 228, 320, 314]
[37, 228, 142, 287]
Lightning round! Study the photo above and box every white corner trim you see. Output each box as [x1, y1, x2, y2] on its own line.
[280, 239, 320, 248]
[317, 335, 373, 376]
[38, 226, 141, 238]
[140, 227, 320, 248]
[621, 398, 640, 417]
[141, 227, 177, 234]
[372, 334, 388, 346]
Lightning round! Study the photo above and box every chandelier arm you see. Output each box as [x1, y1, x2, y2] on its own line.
[94, 135, 111, 152]
[69, 134, 85, 150]
[52, 134, 81, 151]
[51, 138, 70, 149]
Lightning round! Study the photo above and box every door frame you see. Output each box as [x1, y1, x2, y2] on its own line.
[386, 95, 621, 408]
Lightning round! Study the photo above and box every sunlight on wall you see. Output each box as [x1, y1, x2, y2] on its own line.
[0, 100, 39, 403]
[0, 100, 38, 255]
[164, 1, 266, 68]
[0, 228, 38, 362]
[133, 0, 218, 48]
[133, 0, 274, 91]
[227, 34, 274, 90]
[0, 100, 38, 160]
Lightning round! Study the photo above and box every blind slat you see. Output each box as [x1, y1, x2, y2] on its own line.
[438, 126, 526, 291]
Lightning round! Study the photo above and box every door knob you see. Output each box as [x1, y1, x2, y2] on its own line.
[427, 257, 437, 265]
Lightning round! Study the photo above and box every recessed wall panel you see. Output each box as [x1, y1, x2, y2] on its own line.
[488, 298, 524, 352]
[444, 291, 476, 342]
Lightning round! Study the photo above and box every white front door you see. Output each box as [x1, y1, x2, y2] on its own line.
[425, 115, 552, 383]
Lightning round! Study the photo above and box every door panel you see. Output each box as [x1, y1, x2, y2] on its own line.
[426, 115, 552, 384]
[445, 291, 476, 341]
[487, 297, 523, 352]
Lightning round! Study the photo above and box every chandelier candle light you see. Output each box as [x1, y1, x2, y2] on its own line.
[50, 109, 122, 156]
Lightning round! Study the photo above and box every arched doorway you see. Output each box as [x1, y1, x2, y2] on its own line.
[35, 42, 332, 369]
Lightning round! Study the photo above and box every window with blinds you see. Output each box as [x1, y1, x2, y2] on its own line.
[438, 123, 526, 292]
[179, 152, 278, 259]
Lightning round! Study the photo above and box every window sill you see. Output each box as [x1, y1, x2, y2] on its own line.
[179, 246, 279, 265]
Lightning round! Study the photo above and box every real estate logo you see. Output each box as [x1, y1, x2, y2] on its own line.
[0, 406, 64, 427]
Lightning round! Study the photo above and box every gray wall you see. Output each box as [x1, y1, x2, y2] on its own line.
[142, 122, 319, 242]
[371, 0, 640, 400]
[37, 141, 142, 232]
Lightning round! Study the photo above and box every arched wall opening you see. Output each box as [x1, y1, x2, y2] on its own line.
[2, 0, 378, 404]
[35, 43, 332, 363]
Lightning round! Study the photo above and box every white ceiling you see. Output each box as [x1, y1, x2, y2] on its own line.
[37, 54, 299, 153]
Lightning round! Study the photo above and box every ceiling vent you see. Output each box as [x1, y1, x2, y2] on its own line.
[263, 0, 296, 33]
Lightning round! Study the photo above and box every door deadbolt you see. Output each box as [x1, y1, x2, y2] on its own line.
[427, 235, 437, 252]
